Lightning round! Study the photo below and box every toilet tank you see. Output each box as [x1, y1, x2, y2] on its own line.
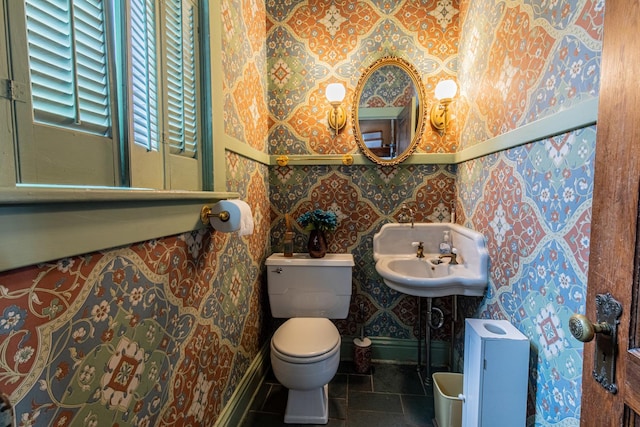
[266, 253, 354, 318]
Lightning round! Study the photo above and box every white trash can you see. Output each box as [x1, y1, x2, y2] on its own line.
[433, 372, 463, 427]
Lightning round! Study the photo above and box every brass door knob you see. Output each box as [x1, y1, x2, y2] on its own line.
[569, 314, 613, 342]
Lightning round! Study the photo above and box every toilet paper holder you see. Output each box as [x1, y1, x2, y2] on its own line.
[200, 205, 230, 225]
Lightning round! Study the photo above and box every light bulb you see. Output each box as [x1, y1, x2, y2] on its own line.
[325, 83, 346, 104]
[434, 80, 458, 100]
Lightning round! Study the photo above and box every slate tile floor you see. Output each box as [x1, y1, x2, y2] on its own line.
[241, 362, 436, 427]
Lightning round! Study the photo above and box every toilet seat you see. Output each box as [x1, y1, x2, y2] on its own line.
[272, 318, 340, 364]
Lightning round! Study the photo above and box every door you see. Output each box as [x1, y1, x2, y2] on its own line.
[580, 0, 640, 424]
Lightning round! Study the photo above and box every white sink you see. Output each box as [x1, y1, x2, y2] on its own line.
[373, 223, 489, 297]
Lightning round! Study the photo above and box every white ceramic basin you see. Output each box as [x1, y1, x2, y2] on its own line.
[373, 223, 489, 297]
[383, 257, 451, 278]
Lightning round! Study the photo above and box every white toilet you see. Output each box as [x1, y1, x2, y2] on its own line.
[266, 253, 354, 424]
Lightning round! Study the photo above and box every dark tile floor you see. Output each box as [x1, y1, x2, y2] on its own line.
[241, 362, 436, 427]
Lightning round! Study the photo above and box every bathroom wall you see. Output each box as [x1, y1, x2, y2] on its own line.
[456, 0, 603, 425]
[267, 0, 460, 343]
[0, 1, 271, 425]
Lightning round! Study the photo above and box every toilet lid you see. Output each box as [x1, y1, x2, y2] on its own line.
[272, 318, 340, 358]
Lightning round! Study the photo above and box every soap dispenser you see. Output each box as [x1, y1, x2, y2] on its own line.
[439, 230, 451, 254]
[283, 214, 294, 257]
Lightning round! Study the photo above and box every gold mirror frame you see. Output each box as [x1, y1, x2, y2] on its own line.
[352, 56, 426, 166]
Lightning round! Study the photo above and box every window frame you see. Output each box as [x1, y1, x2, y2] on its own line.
[5, 0, 209, 190]
[0, 0, 226, 273]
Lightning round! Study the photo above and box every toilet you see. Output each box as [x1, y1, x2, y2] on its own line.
[266, 253, 354, 424]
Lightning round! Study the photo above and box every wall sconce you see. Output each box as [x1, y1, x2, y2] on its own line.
[430, 79, 458, 133]
[326, 83, 346, 136]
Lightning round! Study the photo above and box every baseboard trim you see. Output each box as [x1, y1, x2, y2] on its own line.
[215, 342, 270, 427]
[341, 336, 450, 367]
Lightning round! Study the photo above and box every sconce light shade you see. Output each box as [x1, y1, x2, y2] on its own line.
[434, 79, 457, 101]
[326, 83, 346, 104]
[326, 83, 347, 135]
[430, 79, 457, 133]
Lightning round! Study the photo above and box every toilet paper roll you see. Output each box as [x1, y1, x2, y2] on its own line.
[210, 200, 254, 235]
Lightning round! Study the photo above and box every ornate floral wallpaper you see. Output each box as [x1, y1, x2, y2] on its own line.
[455, 0, 603, 425]
[267, 0, 460, 155]
[0, 162, 270, 427]
[269, 164, 456, 339]
[458, 0, 603, 147]
[267, 0, 462, 344]
[0, 0, 604, 425]
[358, 64, 415, 108]
[458, 128, 596, 426]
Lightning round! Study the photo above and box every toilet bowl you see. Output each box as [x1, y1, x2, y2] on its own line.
[270, 318, 341, 424]
[265, 253, 354, 424]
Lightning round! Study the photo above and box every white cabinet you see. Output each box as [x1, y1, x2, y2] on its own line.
[462, 319, 529, 427]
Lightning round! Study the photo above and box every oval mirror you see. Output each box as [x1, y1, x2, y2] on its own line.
[352, 57, 426, 165]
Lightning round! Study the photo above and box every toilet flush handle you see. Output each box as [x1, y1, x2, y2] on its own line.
[271, 267, 283, 274]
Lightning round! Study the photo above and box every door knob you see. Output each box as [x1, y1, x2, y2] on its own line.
[568, 314, 612, 342]
[568, 293, 622, 394]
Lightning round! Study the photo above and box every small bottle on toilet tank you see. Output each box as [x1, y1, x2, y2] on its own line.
[283, 231, 294, 257]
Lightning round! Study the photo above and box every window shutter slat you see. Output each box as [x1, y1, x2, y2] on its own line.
[74, 0, 110, 132]
[164, 0, 198, 158]
[182, 5, 197, 156]
[129, 0, 159, 151]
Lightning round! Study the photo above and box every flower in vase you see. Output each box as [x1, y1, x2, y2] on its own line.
[297, 209, 338, 232]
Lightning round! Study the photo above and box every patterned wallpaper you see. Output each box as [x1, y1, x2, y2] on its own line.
[458, 128, 596, 426]
[269, 164, 456, 339]
[458, 0, 603, 147]
[359, 65, 415, 108]
[267, 0, 460, 155]
[455, 0, 603, 425]
[0, 1, 271, 426]
[222, 0, 269, 152]
[0, 176, 271, 427]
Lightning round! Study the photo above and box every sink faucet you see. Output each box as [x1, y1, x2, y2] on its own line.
[399, 203, 414, 228]
[439, 249, 458, 265]
[412, 241, 424, 258]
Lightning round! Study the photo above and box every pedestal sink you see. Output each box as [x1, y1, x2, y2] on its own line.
[373, 223, 489, 298]
[373, 222, 489, 385]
